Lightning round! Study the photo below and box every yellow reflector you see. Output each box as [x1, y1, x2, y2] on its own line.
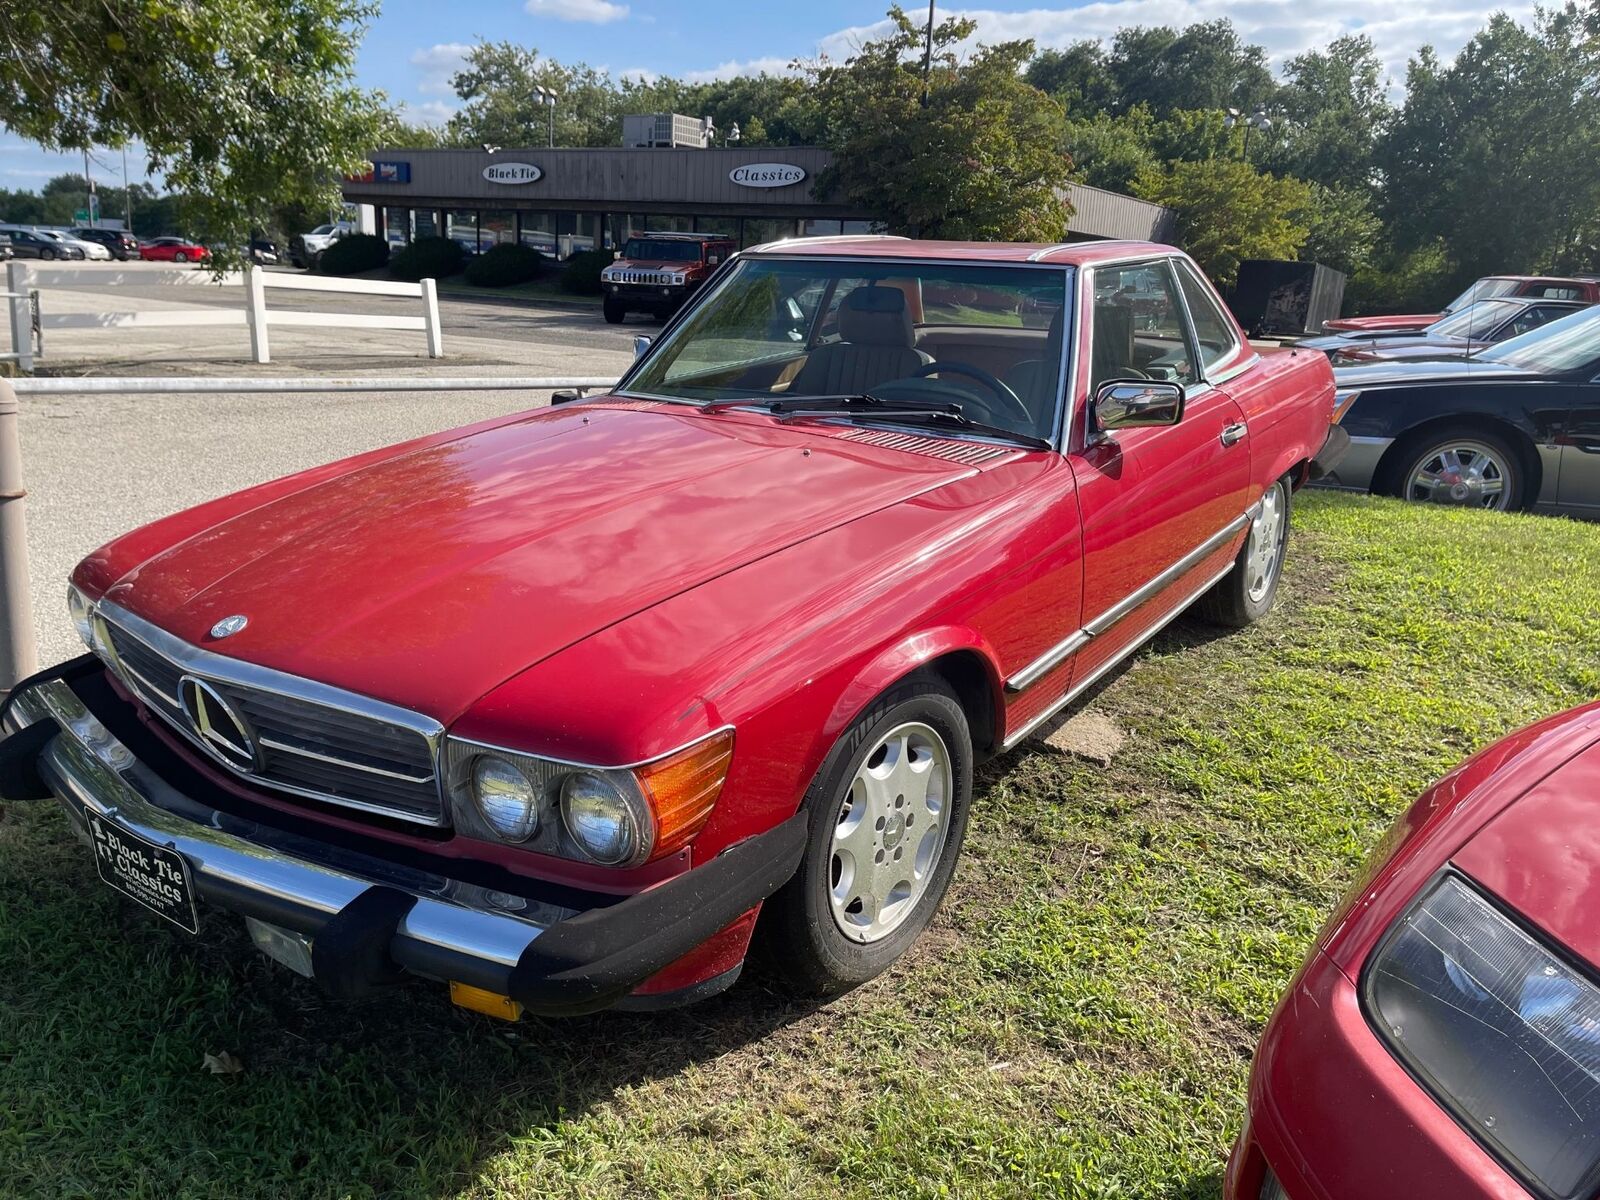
[449, 981, 523, 1021]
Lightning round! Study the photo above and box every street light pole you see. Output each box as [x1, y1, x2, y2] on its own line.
[122, 146, 133, 233]
[921, 0, 935, 108]
[83, 149, 94, 228]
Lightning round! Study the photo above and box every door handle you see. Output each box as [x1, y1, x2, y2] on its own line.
[1220, 422, 1248, 447]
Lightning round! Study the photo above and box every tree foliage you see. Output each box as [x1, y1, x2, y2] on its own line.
[0, 0, 395, 266]
[1134, 159, 1313, 286]
[807, 7, 1071, 241]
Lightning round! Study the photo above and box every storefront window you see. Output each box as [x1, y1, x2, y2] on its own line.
[380, 207, 410, 248]
[519, 212, 557, 258]
[741, 218, 797, 249]
[841, 220, 880, 235]
[802, 219, 843, 238]
[446, 210, 481, 254]
[481, 210, 516, 247]
[694, 216, 739, 239]
[414, 209, 440, 239]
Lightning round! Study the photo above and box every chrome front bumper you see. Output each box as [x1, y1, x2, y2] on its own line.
[1, 663, 808, 1015]
[3, 674, 558, 996]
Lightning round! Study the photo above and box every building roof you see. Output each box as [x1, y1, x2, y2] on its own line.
[748, 236, 1175, 264]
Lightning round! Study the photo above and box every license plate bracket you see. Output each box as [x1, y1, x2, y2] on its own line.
[86, 811, 199, 934]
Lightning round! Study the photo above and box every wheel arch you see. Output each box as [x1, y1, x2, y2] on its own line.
[822, 628, 1006, 764]
[1373, 413, 1543, 507]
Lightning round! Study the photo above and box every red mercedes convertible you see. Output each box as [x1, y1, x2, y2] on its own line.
[0, 237, 1342, 1017]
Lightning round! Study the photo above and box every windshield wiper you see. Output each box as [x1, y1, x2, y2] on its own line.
[772, 402, 1051, 450]
[699, 392, 922, 414]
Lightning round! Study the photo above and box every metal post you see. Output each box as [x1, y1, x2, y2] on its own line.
[245, 266, 271, 364]
[7, 261, 31, 373]
[0, 378, 37, 692]
[421, 278, 443, 358]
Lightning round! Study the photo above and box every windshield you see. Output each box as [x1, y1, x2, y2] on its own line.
[311, 224, 337, 235]
[1444, 277, 1520, 312]
[624, 238, 702, 263]
[1428, 299, 1519, 339]
[622, 258, 1071, 443]
[1477, 306, 1600, 374]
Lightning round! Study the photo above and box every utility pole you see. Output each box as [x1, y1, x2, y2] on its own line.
[920, 0, 935, 108]
[83, 149, 95, 228]
[122, 146, 133, 233]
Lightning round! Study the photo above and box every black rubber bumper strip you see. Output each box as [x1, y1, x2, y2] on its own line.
[507, 812, 809, 1016]
[1309, 424, 1351, 479]
[311, 886, 419, 1000]
[0, 718, 60, 801]
[0, 652, 99, 730]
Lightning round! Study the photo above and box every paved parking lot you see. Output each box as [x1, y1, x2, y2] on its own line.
[9, 263, 639, 668]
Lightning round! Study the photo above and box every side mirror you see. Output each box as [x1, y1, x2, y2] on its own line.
[550, 389, 586, 405]
[707, 254, 720, 266]
[613, 250, 622, 260]
[1091, 380, 1184, 435]
[632, 334, 653, 359]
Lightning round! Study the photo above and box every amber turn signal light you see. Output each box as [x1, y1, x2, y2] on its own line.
[637, 729, 734, 859]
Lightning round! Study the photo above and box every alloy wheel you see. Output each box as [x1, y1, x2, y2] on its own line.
[1404, 441, 1510, 509]
[1245, 482, 1287, 603]
[827, 721, 953, 943]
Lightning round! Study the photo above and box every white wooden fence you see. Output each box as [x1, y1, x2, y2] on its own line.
[3, 262, 444, 369]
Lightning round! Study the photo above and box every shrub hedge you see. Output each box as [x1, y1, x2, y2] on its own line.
[315, 233, 388, 275]
[463, 243, 546, 288]
[389, 236, 464, 282]
[560, 249, 610, 295]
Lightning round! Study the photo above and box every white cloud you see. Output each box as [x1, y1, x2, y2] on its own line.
[612, 66, 660, 84]
[399, 100, 458, 127]
[688, 3, 1532, 98]
[409, 42, 473, 96]
[524, 0, 629, 23]
[682, 56, 797, 84]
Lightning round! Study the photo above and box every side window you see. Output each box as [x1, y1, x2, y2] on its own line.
[1505, 306, 1566, 339]
[1175, 260, 1241, 374]
[1090, 261, 1196, 389]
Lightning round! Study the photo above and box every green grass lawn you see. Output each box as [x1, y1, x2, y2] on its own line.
[3, 491, 1597, 1199]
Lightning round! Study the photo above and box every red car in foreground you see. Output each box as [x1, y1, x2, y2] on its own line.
[1325, 275, 1600, 334]
[138, 236, 209, 263]
[1228, 702, 1600, 1200]
[0, 237, 1342, 1018]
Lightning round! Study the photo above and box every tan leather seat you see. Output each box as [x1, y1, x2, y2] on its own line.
[1004, 305, 1066, 412]
[1090, 305, 1139, 389]
[791, 287, 933, 395]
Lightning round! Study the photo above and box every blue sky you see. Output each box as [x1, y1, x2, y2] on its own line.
[3, 1, 1524, 191]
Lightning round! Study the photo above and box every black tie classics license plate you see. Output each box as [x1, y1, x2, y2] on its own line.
[85, 811, 199, 934]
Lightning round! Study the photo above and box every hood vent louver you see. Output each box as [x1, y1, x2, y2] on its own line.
[832, 427, 1014, 465]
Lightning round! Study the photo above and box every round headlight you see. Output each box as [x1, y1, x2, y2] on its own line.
[561, 772, 645, 865]
[472, 756, 539, 842]
[66, 584, 94, 648]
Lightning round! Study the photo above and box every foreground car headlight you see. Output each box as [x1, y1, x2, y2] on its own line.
[561, 772, 645, 865]
[471, 757, 539, 842]
[67, 583, 94, 648]
[1366, 874, 1600, 1198]
[445, 729, 733, 866]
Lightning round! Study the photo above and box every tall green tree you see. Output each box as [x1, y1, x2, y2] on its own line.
[1379, 7, 1600, 280]
[0, 0, 395, 264]
[1106, 21, 1277, 117]
[1025, 41, 1118, 113]
[1134, 158, 1312, 285]
[1264, 35, 1391, 189]
[808, 7, 1072, 240]
[445, 42, 624, 148]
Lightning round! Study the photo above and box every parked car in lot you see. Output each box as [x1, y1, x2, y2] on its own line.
[71, 227, 140, 261]
[601, 231, 737, 324]
[139, 236, 209, 263]
[0, 233, 12, 261]
[248, 238, 280, 266]
[2, 228, 85, 260]
[0, 237, 1343, 1018]
[1227, 701, 1600, 1200]
[289, 221, 353, 269]
[1303, 297, 1590, 365]
[1322, 304, 1600, 515]
[39, 229, 112, 260]
[1325, 274, 1600, 334]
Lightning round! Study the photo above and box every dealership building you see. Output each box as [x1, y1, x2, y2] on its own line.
[340, 134, 1176, 259]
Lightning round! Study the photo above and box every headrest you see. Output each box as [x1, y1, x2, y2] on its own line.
[838, 286, 914, 348]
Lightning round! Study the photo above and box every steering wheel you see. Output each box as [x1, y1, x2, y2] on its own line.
[911, 361, 1033, 424]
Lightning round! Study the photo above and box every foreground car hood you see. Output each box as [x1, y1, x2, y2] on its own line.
[1454, 739, 1600, 968]
[103, 402, 974, 721]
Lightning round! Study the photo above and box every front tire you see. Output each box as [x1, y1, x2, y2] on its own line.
[602, 298, 626, 324]
[1382, 425, 1525, 511]
[1196, 476, 1291, 628]
[40, 248, 55, 261]
[760, 675, 973, 999]
[174, 251, 188, 263]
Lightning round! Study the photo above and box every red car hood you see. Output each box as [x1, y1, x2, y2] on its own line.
[102, 402, 974, 721]
[1454, 737, 1600, 968]
[1323, 313, 1440, 333]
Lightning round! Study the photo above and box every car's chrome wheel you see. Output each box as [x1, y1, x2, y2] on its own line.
[1403, 440, 1511, 509]
[826, 720, 952, 944]
[1245, 482, 1287, 604]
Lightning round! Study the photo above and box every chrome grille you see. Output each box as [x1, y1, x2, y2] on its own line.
[98, 605, 446, 827]
[605, 269, 679, 286]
